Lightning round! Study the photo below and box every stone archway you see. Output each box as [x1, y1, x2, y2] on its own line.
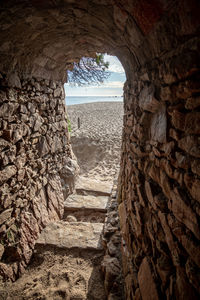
[0, 0, 200, 299]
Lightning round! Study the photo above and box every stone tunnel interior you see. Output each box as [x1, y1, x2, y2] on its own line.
[0, 0, 200, 299]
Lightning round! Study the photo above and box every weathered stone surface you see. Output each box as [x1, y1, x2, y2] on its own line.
[0, 1, 200, 298]
[75, 176, 113, 196]
[7, 72, 21, 88]
[64, 194, 109, 212]
[178, 136, 200, 158]
[150, 104, 167, 143]
[138, 257, 159, 300]
[0, 244, 4, 260]
[145, 181, 157, 210]
[0, 103, 19, 118]
[139, 85, 160, 112]
[177, 234, 200, 268]
[36, 221, 104, 250]
[158, 211, 180, 266]
[175, 267, 198, 300]
[0, 208, 13, 226]
[185, 96, 200, 110]
[191, 159, 200, 176]
[169, 188, 200, 240]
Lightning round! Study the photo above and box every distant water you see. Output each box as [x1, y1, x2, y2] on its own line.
[65, 96, 123, 105]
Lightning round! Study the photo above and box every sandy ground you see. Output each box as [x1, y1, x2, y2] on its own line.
[1, 248, 105, 300]
[0, 102, 124, 299]
[67, 102, 124, 182]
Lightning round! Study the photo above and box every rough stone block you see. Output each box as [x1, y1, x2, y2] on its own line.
[150, 104, 167, 143]
[178, 136, 200, 158]
[36, 221, 104, 250]
[138, 257, 159, 300]
[170, 188, 200, 240]
[139, 84, 160, 112]
[0, 165, 17, 185]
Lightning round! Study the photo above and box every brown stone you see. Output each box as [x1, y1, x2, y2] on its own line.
[0, 165, 17, 185]
[118, 202, 127, 237]
[138, 257, 159, 300]
[185, 96, 200, 110]
[0, 208, 13, 226]
[160, 86, 171, 102]
[175, 267, 198, 300]
[0, 262, 14, 281]
[178, 136, 200, 158]
[0, 244, 4, 260]
[37, 136, 49, 157]
[145, 181, 157, 210]
[191, 159, 200, 176]
[171, 110, 185, 131]
[158, 212, 180, 266]
[139, 84, 160, 112]
[185, 258, 200, 294]
[177, 234, 200, 268]
[175, 152, 189, 169]
[169, 128, 180, 141]
[185, 112, 200, 134]
[136, 184, 146, 207]
[184, 174, 200, 204]
[170, 188, 200, 240]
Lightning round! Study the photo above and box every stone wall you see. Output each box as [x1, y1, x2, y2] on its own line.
[118, 37, 200, 299]
[0, 75, 77, 281]
[102, 178, 125, 300]
[0, 0, 200, 297]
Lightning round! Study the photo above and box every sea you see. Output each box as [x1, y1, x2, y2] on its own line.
[65, 96, 123, 106]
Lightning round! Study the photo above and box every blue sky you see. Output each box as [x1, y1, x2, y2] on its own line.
[64, 55, 126, 97]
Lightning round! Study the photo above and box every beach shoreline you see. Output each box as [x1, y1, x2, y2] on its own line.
[67, 101, 124, 182]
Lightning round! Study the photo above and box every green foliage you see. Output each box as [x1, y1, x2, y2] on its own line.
[6, 230, 15, 243]
[68, 53, 110, 86]
[67, 119, 71, 132]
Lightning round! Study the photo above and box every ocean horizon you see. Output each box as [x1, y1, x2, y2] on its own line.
[65, 95, 123, 105]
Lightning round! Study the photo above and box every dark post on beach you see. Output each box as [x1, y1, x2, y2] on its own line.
[78, 117, 80, 129]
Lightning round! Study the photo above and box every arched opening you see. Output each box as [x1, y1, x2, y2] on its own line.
[0, 0, 200, 299]
[65, 54, 126, 181]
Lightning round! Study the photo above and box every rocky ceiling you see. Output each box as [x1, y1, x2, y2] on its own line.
[0, 0, 198, 82]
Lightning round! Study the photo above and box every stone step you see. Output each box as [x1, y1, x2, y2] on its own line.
[75, 176, 113, 196]
[36, 221, 104, 250]
[64, 194, 109, 212]
[64, 210, 106, 223]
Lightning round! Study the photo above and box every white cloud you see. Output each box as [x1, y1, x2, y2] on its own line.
[104, 54, 124, 73]
[83, 81, 124, 89]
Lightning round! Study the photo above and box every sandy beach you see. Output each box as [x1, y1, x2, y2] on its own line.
[67, 102, 124, 182]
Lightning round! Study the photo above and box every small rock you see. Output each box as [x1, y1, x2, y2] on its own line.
[0, 208, 13, 226]
[0, 244, 4, 260]
[0, 165, 17, 185]
[66, 215, 77, 222]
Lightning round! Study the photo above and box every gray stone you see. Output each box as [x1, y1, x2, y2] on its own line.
[54, 88, 61, 98]
[7, 73, 21, 88]
[64, 194, 109, 212]
[37, 136, 49, 157]
[0, 165, 17, 185]
[150, 104, 167, 143]
[36, 221, 104, 250]
[0, 103, 19, 118]
[139, 84, 160, 113]
[75, 176, 112, 196]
